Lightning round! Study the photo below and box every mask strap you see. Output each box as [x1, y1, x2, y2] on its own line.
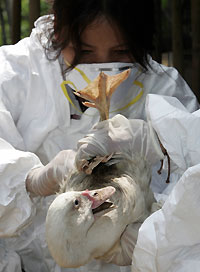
[110, 80, 144, 113]
[61, 80, 83, 114]
[64, 59, 91, 85]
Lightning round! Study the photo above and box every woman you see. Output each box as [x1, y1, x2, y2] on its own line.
[0, 0, 198, 271]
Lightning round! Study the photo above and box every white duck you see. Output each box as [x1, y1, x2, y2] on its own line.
[46, 70, 156, 268]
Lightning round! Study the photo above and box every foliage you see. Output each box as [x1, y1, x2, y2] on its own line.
[21, 0, 49, 39]
[0, 1, 10, 44]
[0, 0, 50, 45]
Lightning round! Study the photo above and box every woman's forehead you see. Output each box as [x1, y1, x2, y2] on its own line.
[80, 17, 125, 48]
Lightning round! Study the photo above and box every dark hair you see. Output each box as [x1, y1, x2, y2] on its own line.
[45, 0, 155, 70]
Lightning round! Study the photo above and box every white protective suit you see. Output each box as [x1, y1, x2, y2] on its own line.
[131, 94, 200, 272]
[0, 15, 199, 272]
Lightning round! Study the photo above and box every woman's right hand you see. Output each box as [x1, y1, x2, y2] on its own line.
[25, 149, 76, 196]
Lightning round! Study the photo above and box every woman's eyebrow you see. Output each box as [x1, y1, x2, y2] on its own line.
[111, 43, 129, 49]
[80, 42, 95, 48]
[80, 42, 129, 49]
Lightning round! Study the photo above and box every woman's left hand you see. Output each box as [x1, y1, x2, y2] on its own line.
[75, 114, 164, 173]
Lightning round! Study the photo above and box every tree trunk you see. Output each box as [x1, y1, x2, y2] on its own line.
[11, 0, 21, 44]
[5, 0, 13, 41]
[153, 0, 162, 63]
[5, 0, 12, 25]
[191, 0, 200, 101]
[29, 0, 40, 32]
[0, 0, 7, 44]
[171, 0, 184, 75]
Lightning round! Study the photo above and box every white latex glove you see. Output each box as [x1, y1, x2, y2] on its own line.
[101, 200, 162, 266]
[75, 114, 164, 173]
[26, 150, 76, 196]
[100, 223, 141, 266]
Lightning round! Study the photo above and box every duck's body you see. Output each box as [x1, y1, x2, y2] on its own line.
[46, 153, 155, 268]
[46, 70, 156, 268]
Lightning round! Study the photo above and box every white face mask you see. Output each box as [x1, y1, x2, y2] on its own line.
[63, 62, 143, 114]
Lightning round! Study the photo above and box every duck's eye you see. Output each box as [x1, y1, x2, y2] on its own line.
[93, 192, 98, 196]
[74, 199, 79, 207]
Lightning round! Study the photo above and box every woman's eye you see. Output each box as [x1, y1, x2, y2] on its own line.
[81, 50, 93, 54]
[114, 49, 130, 55]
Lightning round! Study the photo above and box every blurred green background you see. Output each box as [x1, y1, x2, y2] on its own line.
[0, 0, 49, 44]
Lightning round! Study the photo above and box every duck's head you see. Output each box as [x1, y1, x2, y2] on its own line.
[46, 186, 116, 268]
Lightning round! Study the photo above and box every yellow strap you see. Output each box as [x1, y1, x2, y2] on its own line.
[64, 59, 91, 85]
[61, 80, 83, 114]
[74, 66, 91, 84]
[133, 80, 143, 89]
[110, 80, 144, 113]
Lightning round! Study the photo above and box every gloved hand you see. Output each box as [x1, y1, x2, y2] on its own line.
[75, 114, 164, 173]
[101, 200, 162, 266]
[25, 150, 76, 196]
[100, 223, 141, 266]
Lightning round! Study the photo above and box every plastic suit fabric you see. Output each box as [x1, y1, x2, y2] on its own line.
[0, 15, 199, 272]
[132, 95, 200, 272]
